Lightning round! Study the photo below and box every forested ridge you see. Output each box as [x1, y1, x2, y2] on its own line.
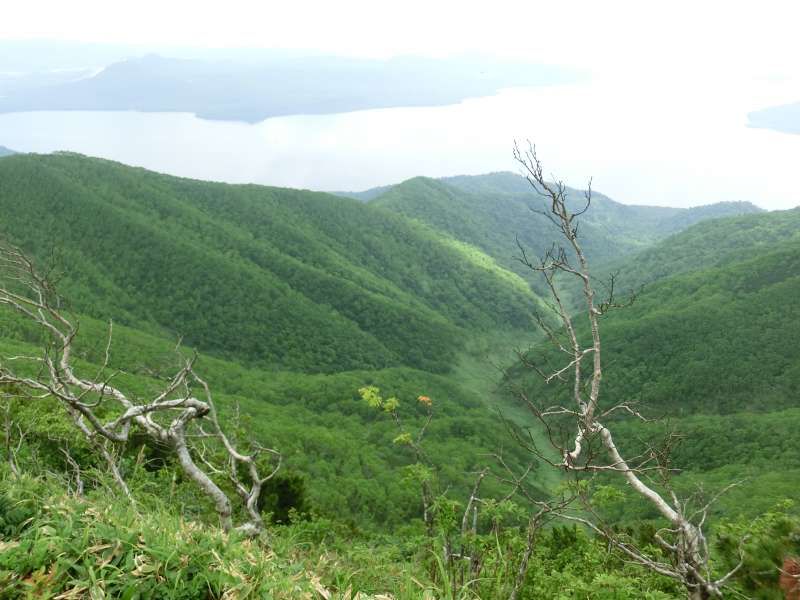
[0, 153, 538, 374]
[361, 171, 760, 271]
[1, 152, 798, 598]
[599, 206, 800, 289]
[357, 172, 760, 305]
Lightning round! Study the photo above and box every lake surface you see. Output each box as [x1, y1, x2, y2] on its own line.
[1, 79, 799, 209]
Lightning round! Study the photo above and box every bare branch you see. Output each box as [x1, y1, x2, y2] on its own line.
[0, 242, 279, 535]
[510, 143, 739, 598]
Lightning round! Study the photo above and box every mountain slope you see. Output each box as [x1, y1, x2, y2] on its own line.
[591, 242, 799, 416]
[0, 152, 547, 527]
[504, 209, 800, 516]
[441, 171, 761, 224]
[0, 303, 538, 528]
[0, 153, 538, 374]
[601, 207, 800, 290]
[0, 146, 15, 157]
[441, 172, 762, 240]
[366, 173, 761, 283]
[508, 208, 800, 419]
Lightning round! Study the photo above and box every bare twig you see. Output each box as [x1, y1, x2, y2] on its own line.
[0, 242, 279, 535]
[510, 142, 741, 598]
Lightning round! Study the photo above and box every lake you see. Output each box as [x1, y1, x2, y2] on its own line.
[1, 79, 799, 209]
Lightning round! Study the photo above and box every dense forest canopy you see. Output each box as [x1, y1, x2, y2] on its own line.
[0, 153, 542, 374]
[0, 152, 798, 598]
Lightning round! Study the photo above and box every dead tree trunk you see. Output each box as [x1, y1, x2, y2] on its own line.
[510, 142, 744, 598]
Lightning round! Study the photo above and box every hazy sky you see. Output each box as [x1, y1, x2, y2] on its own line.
[2, 1, 799, 78]
[2, 1, 800, 209]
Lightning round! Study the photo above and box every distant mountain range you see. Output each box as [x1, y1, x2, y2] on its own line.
[340, 171, 762, 281]
[0, 54, 582, 123]
[0, 146, 15, 157]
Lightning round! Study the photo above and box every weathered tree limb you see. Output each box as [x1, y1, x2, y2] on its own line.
[0, 243, 279, 535]
[511, 141, 741, 598]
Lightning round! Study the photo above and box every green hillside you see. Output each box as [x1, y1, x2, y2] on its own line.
[441, 171, 762, 236]
[0, 305, 539, 529]
[442, 172, 762, 250]
[0, 153, 538, 374]
[601, 207, 800, 289]
[0, 152, 548, 530]
[367, 173, 761, 282]
[505, 209, 800, 518]
[541, 242, 800, 417]
[1, 153, 797, 598]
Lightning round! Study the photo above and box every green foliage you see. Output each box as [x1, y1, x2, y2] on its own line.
[11, 467, 787, 599]
[510, 219, 800, 419]
[506, 209, 800, 524]
[358, 386, 401, 414]
[373, 173, 760, 296]
[716, 502, 800, 598]
[516, 526, 682, 599]
[0, 152, 549, 535]
[0, 474, 323, 599]
[392, 432, 413, 446]
[601, 206, 800, 291]
[579, 241, 800, 416]
[0, 317, 535, 530]
[0, 149, 793, 597]
[0, 152, 537, 374]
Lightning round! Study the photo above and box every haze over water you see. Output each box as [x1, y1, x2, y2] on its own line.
[2, 75, 800, 209]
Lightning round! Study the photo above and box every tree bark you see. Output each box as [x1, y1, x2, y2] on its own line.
[174, 434, 233, 531]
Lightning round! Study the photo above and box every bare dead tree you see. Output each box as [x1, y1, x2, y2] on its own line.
[0, 243, 279, 535]
[509, 141, 745, 599]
